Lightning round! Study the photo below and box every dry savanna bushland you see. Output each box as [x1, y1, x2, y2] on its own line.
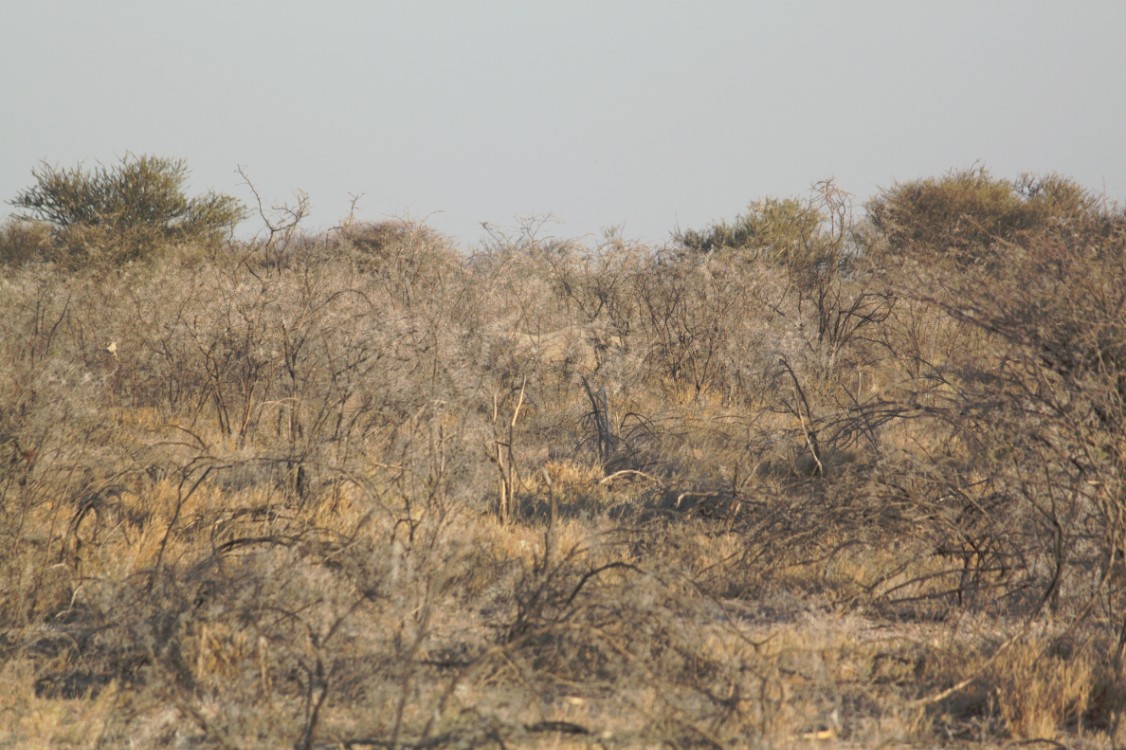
[1, 158, 1124, 748]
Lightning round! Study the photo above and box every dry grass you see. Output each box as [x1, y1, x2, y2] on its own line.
[0, 197, 1124, 748]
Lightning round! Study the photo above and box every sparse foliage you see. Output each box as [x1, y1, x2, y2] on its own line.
[8, 154, 244, 264]
[676, 195, 822, 261]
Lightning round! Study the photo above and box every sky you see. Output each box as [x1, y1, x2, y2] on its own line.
[2, 1, 1124, 248]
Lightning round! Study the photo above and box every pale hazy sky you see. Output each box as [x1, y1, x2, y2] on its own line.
[3, 1, 1124, 247]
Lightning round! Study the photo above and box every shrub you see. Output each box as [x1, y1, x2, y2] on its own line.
[339, 219, 461, 305]
[675, 196, 821, 261]
[0, 218, 53, 266]
[673, 182, 861, 288]
[8, 154, 245, 264]
[866, 166, 1100, 266]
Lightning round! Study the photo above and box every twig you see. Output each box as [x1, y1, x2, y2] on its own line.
[779, 357, 825, 477]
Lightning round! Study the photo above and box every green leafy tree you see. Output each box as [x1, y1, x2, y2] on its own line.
[8, 154, 245, 263]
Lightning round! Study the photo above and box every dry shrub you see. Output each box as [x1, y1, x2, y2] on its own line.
[339, 219, 462, 306]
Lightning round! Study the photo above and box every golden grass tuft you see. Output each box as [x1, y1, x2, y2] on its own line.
[989, 638, 1098, 740]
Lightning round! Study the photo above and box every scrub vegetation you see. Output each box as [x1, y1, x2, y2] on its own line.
[0, 159, 1124, 748]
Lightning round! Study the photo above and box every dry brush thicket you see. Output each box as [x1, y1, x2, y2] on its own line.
[1, 174, 1125, 748]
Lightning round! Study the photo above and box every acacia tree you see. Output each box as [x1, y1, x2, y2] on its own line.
[9, 154, 245, 261]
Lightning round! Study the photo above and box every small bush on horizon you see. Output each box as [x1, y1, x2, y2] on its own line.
[675, 195, 822, 260]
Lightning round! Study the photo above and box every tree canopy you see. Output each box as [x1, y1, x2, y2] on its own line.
[9, 154, 244, 262]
